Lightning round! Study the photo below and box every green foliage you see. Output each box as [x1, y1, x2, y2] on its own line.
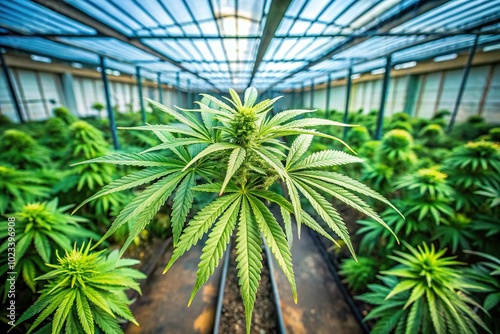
[419, 123, 444, 139]
[433, 213, 474, 253]
[465, 250, 500, 333]
[391, 112, 410, 123]
[377, 129, 417, 175]
[56, 120, 124, 224]
[0, 199, 97, 293]
[346, 126, 370, 149]
[361, 163, 394, 196]
[339, 256, 378, 292]
[0, 114, 13, 125]
[41, 117, 69, 153]
[0, 129, 51, 169]
[0, 165, 50, 214]
[388, 121, 413, 133]
[77, 87, 398, 333]
[359, 243, 489, 334]
[357, 140, 380, 161]
[487, 127, 500, 142]
[91, 102, 105, 112]
[53, 106, 77, 125]
[16, 243, 146, 334]
[443, 141, 500, 211]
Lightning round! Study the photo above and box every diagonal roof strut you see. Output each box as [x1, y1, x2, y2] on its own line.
[248, 0, 292, 89]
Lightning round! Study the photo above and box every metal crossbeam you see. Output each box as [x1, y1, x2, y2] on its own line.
[32, 0, 220, 92]
[266, 0, 451, 91]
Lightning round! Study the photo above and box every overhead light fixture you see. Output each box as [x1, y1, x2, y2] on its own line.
[483, 43, 500, 52]
[434, 53, 457, 62]
[394, 61, 417, 70]
[30, 54, 51, 63]
[350, 73, 361, 79]
[371, 68, 386, 75]
[71, 62, 83, 69]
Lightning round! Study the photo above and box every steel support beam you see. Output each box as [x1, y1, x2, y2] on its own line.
[343, 67, 353, 140]
[310, 80, 314, 108]
[375, 56, 392, 140]
[0, 51, 24, 123]
[448, 34, 479, 132]
[6, 30, 500, 39]
[32, 0, 219, 91]
[248, 0, 292, 87]
[300, 84, 305, 108]
[136, 66, 146, 124]
[325, 74, 332, 118]
[99, 56, 119, 150]
[176, 73, 181, 106]
[157, 72, 163, 104]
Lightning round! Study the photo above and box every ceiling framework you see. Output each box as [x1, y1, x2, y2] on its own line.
[0, 0, 499, 92]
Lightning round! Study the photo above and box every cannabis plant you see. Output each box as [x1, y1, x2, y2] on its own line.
[0, 198, 98, 293]
[0, 129, 51, 169]
[16, 243, 146, 334]
[377, 129, 417, 175]
[443, 141, 500, 211]
[56, 121, 125, 224]
[346, 126, 370, 149]
[0, 165, 50, 214]
[76, 87, 400, 333]
[358, 243, 489, 334]
[53, 106, 77, 124]
[395, 168, 454, 225]
[339, 256, 378, 292]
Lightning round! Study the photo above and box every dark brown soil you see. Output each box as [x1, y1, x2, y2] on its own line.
[219, 245, 278, 334]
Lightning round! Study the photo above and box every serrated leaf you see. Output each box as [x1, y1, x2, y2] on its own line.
[293, 179, 355, 259]
[164, 194, 239, 273]
[221, 147, 246, 195]
[190, 198, 240, 304]
[73, 167, 176, 213]
[94, 172, 185, 249]
[71, 152, 184, 168]
[286, 134, 313, 168]
[33, 233, 51, 264]
[235, 197, 263, 334]
[290, 150, 363, 171]
[244, 87, 258, 107]
[76, 289, 94, 334]
[171, 172, 196, 245]
[183, 142, 238, 171]
[52, 289, 76, 334]
[248, 195, 297, 302]
[92, 307, 123, 334]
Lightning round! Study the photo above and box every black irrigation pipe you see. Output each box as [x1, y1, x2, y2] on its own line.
[308, 228, 371, 334]
[212, 238, 232, 334]
[263, 240, 287, 334]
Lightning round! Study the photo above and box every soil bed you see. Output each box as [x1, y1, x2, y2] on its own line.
[219, 245, 278, 334]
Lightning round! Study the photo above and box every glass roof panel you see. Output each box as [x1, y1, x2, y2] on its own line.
[0, 0, 499, 92]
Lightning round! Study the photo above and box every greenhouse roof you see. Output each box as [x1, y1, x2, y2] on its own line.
[0, 0, 499, 92]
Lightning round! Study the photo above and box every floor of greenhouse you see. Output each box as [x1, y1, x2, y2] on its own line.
[272, 225, 363, 334]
